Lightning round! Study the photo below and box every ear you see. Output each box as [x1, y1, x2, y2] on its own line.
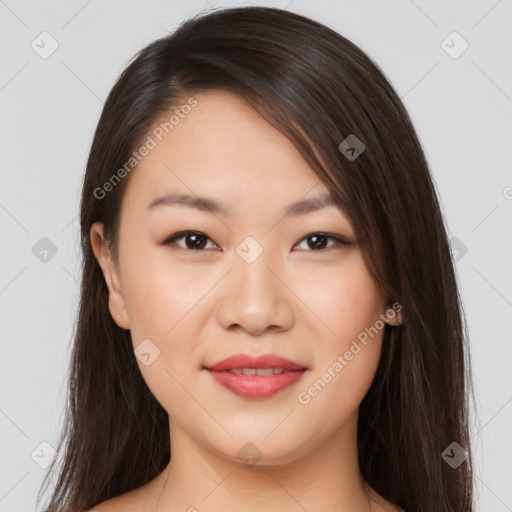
[384, 302, 403, 326]
[90, 222, 130, 330]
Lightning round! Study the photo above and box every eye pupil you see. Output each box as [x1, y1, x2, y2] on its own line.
[186, 234, 206, 249]
[308, 234, 328, 250]
[166, 231, 343, 252]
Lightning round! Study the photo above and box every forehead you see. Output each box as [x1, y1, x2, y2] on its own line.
[121, 90, 332, 214]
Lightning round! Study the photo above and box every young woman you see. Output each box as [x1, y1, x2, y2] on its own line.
[38, 6, 474, 512]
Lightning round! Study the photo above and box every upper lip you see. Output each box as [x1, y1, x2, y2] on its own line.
[205, 353, 307, 372]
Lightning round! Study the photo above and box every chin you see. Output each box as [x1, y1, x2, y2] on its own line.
[203, 427, 315, 468]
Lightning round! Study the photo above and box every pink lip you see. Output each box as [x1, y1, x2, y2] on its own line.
[206, 353, 306, 372]
[204, 353, 307, 399]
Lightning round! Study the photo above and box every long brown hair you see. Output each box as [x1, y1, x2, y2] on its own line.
[38, 6, 474, 511]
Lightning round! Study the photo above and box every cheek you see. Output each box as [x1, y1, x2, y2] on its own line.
[117, 245, 210, 412]
[294, 258, 385, 421]
[295, 334, 383, 444]
[296, 285, 385, 436]
[295, 254, 384, 350]
[119, 244, 206, 341]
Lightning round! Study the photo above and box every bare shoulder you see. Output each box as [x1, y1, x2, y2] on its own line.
[84, 486, 148, 512]
[86, 494, 405, 512]
[85, 465, 168, 512]
[382, 501, 406, 512]
[373, 502, 405, 512]
[366, 485, 406, 512]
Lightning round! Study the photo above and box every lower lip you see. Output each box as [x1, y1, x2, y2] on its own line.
[206, 369, 306, 399]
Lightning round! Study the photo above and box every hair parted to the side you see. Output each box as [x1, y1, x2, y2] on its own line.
[38, 6, 474, 512]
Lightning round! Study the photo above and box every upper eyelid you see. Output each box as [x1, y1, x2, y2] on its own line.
[164, 231, 351, 249]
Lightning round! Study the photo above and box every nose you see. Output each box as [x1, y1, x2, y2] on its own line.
[215, 251, 295, 336]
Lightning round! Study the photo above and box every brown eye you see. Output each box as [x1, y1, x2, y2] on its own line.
[163, 231, 351, 252]
[163, 231, 219, 251]
[293, 233, 351, 251]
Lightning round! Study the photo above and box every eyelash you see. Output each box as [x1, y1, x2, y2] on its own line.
[162, 231, 352, 252]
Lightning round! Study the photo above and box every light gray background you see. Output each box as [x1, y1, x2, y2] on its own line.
[0, 1, 511, 511]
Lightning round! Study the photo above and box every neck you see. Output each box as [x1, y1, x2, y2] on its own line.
[152, 410, 377, 512]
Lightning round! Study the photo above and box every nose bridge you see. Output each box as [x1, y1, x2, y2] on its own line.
[234, 233, 278, 285]
[238, 248, 275, 293]
[234, 237, 281, 308]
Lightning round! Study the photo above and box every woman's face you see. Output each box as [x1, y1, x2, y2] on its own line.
[92, 90, 398, 465]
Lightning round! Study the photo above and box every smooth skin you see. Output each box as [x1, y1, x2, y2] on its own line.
[89, 90, 404, 512]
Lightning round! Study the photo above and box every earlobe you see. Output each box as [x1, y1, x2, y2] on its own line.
[90, 222, 130, 330]
[384, 303, 403, 326]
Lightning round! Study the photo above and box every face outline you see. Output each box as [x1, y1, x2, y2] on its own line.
[91, 90, 402, 468]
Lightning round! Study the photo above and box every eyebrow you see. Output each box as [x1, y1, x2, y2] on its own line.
[147, 192, 342, 218]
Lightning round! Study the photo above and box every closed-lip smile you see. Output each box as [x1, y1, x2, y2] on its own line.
[204, 353, 308, 399]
